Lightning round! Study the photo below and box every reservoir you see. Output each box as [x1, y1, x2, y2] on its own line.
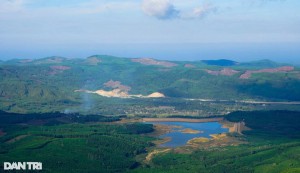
[148, 121, 229, 147]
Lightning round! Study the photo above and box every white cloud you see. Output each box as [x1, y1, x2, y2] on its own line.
[183, 3, 217, 19]
[142, 0, 179, 19]
[141, 0, 216, 20]
[0, 0, 26, 12]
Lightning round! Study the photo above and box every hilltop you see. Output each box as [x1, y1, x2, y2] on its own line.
[0, 55, 299, 114]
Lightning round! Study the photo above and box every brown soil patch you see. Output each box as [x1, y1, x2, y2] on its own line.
[145, 149, 171, 163]
[186, 133, 246, 149]
[49, 66, 71, 75]
[205, 68, 239, 76]
[95, 89, 130, 98]
[187, 137, 210, 144]
[35, 57, 64, 64]
[51, 66, 71, 70]
[0, 129, 6, 137]
[6, 135, 28, 144]
[179, 128, 203, 134]
[85, 57, 101, 65]
[104, 80, 131, 92]
[240, 66, 294, 79]
[132, 58, 177, 67]
[184, 64, 195, 68]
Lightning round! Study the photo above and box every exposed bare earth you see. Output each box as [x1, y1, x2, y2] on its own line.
[0, 129, 5, 137]
[35, 57, 64, 64]
[205, 68, 239, 76]
[131, 58, 178, 67]
[186, 133, 246, 149]
[49, 66, 71, 75]
[51, 66, 71, 70]
[85, 57, 101, 65]
[75, 89, 165, 98]
[187, 137, 210, 144]
[142, 117, 224, 123]
[184, 64, 195, 68]
[75, 80, 165, 98]
[179, 128, 203, 134]
[240, 66, 294, 79]
[6, 135, 28, 144]
[145, 149, 171, 163]
[104, 80, 131, 92]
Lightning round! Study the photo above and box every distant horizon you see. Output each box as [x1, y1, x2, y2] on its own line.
[1, 0, 299, 64]
[1, 42, 300, 64]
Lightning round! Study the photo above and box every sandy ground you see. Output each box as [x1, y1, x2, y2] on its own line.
[186, 133, 247, 150]
[145, 149, 171, 163]
[179, 128, 203, 134]
[75, 89, 165, 98]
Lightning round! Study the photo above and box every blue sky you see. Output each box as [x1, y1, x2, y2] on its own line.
[0, 0, 300, 63]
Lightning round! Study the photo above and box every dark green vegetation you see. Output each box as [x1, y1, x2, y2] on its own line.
[133, 111, 300, 173]
[1, 56, 300, 172]
[0, 110, 300, 172]
[0, 110, 121, 126]
[226, 110, 300, 138]
[1, 110, 300, 173]
[0, 55, 300, 114]
[201, 59, 238, 66]
[0, 111, 154, 173]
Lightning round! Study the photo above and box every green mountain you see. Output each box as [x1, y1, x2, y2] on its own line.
[239, 59, 283, 69]
[201, 59, 238, 66]
[0, 55, 299, 113]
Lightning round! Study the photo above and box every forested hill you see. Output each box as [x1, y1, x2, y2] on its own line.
[0, 55, 299, 113]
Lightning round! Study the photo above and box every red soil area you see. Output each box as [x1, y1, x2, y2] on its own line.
[49, 66, 71, 75]
[184, 64, 195, 68]
[240, 66, 294, 79]
[131, 58, 178, 67]
[205, 68, 239, 76]
[104, 80, 131, 92]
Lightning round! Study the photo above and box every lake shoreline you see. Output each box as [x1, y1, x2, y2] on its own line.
[142, 117, 224, 123]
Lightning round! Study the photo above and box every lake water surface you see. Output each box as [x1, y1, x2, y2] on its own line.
[148, 121, 229, 147]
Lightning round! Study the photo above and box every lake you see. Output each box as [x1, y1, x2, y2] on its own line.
[148, 121, 229, 147]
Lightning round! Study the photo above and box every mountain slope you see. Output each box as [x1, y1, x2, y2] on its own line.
[0, 55, 299, 113]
